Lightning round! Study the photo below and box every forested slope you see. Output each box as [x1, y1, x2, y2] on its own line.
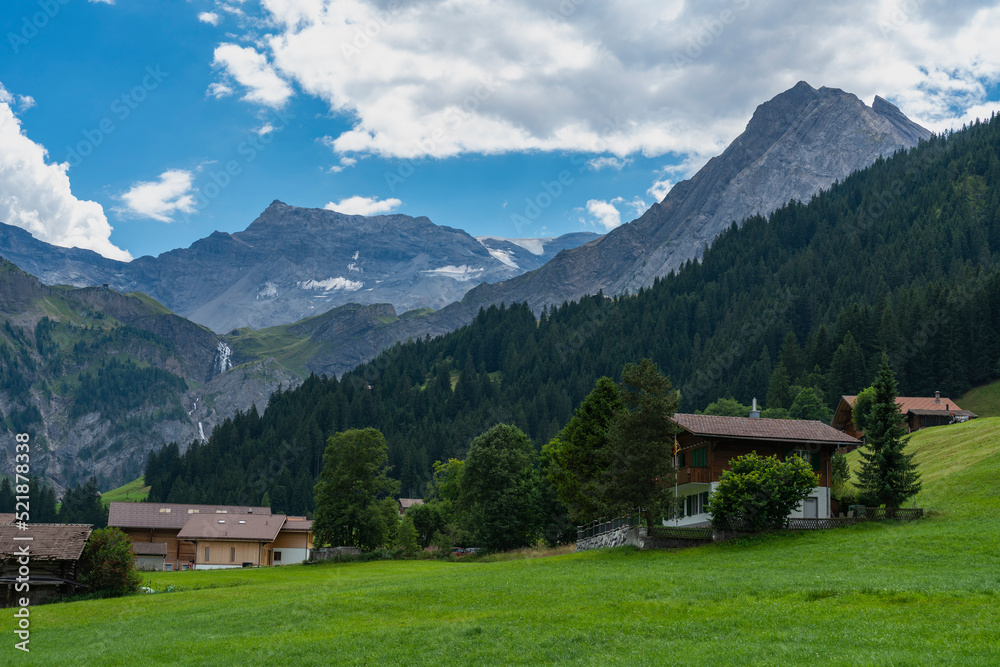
[145, 114, 1000, 512]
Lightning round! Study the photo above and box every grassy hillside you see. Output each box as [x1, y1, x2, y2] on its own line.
[100, 476, 150, 506]
[957, 379, 1000, 418]
[24, 419, 1000, 665]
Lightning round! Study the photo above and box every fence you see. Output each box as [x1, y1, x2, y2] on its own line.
[786, 507, 923, 530]
[576, 516, 636, 542]
[646, 525, 713, 541]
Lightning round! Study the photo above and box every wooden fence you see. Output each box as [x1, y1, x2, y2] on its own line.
[786, 507, 923, 530]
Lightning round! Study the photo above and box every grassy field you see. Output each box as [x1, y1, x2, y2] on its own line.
[18, 419, 1000, 665]
[100, 477, 150, 506]
[957, 378, 1000, 418]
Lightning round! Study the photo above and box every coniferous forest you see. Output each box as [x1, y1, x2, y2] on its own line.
[145, 114, 1000, 514]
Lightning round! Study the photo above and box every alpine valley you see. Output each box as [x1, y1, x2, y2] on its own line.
[4, 82, 996, 495]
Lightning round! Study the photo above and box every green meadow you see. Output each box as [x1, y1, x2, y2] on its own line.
[17, 418, 1000, 665]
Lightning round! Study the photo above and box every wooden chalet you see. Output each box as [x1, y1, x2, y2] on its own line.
[0, 524, 92, 606]
[669, 412, 860, 527]
[398, 498, 424, 515]
[177, 514, 285, 569]
[109, 502, 313, 570]
[832, 391, 977, 440]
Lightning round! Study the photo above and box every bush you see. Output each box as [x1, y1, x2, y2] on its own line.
[78, 527, 142, 598]
[708, 453, 818, 532]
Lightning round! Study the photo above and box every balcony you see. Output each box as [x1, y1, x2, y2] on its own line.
[675, 466, 713, 485]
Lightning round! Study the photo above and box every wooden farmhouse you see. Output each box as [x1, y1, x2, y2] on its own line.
[0, 524, 92, 606]
[398, 498, 424, 515]
[831, 391, 977, 440]
[669, 412, 860, 527]
[109, 502, 313, 570]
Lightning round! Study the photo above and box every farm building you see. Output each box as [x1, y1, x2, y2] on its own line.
[831, 391, 977, 440]
[0, 524, 92, 606]
[131, 541, 167, 571]
[398, 498, 424, 514]
[669, 411, 860, 527]
[109, 502, 313, 570]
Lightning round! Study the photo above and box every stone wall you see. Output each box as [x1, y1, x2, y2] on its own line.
[310, 546, 362, 561]
[576, 525, 644, 551]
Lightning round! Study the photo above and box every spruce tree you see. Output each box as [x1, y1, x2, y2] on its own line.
[856, 355, 921, 510]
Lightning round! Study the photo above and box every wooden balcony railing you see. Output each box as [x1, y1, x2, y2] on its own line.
[675, 466, 713, 485]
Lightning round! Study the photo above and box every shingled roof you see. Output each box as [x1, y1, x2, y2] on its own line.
[131, 541, 168, 556]
[281, 517, 313, 532]
[672, 414, 860, 445]
[841, 395, 967, 414]
[176, 514, 286, 542]
[0, 524, 92, 561]
[108, 502, 271, 530]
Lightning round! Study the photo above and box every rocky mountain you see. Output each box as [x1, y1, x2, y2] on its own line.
[0, 259, 298, 491]
[0, 206, 599, 333]
[459, 82, 933, 310]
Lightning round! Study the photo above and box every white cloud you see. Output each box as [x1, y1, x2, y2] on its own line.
[588, 157, 632, 171]
[326, 156, 357, 173]
[204, 0, 1000, 161]
[88, 0, 115, 4]
[584, 196, 648, 231]
[118, 169, 197, 222]
[648, 179, 673, 201]
[325, 195, 401, 216]
[212, 43, 293, 108]
[585, 199, 625, 232]
[207, 82, 234, 99]
[0, 87, 130, 261]
[256, 122, 274, 135]
[198, 12, 221, 26]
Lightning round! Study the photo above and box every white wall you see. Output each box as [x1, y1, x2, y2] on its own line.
[194, 563, 245, 570]
[667, 483, 831, 526]
[272, 548, 310, 565]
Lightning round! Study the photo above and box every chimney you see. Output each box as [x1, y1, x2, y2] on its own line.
[934, 391, 941, 403]
[750, 398, 761, 419]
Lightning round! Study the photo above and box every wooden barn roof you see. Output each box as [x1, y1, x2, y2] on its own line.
[841, 395, 967, 414]
[109, 502, 271, 530]
[672, 414, 860, 445]
[131, 541, 168, 556]
[281, 517, 313, 532]
[0, 524, 92, 561]
[176, 514, 286, 542]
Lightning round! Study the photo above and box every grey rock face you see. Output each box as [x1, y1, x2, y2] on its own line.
[0, 205, 599, 333]
[462, 82, 932, 310]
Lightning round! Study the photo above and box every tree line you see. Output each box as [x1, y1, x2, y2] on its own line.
[144, 113, 1000, 507]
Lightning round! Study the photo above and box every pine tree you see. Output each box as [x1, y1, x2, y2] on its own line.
[856, 355, 921, 510]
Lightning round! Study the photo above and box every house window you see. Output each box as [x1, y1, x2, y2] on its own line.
[274, 551, 282, 562]
[790, 449, 821, 472]
[164, 563, 173, 571]
[677, 452, 686, 467]
[685, 491, 711, 516]
[692, 446, 708, 467]
[230, 547, 236, 563]
[204, 546, 210, 562]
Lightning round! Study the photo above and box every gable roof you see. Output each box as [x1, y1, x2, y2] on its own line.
[131, 541, 168, 556]
[398, 498, 424, 510]
[841, 395, 966, 414]
[0, 524, 92, 561]
[176, 514, 286, 542]
[108, 502, 271, 530]
[281, 517, 313, 532]
[672, 413, 860, 445]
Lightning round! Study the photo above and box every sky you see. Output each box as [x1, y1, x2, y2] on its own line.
[1, 0, 1000, 262]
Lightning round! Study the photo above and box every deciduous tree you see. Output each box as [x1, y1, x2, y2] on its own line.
[708, 453, 818, 532]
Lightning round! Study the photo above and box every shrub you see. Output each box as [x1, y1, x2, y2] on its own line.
[708, 452, 818, 532]
[78, 527, 142, 598]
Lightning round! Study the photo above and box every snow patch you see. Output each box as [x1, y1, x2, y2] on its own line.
[486, 247, 520, 269]
[352, 250, 360, 260]
[347, 262, 362, 273]
[477, 236, 548, 256]
[422, 265, 486, 281]
[257, 281, 278, 299]
[299, 277, 364, 292]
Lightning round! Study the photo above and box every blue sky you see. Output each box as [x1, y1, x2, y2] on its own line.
[2, 0, 999, 261]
